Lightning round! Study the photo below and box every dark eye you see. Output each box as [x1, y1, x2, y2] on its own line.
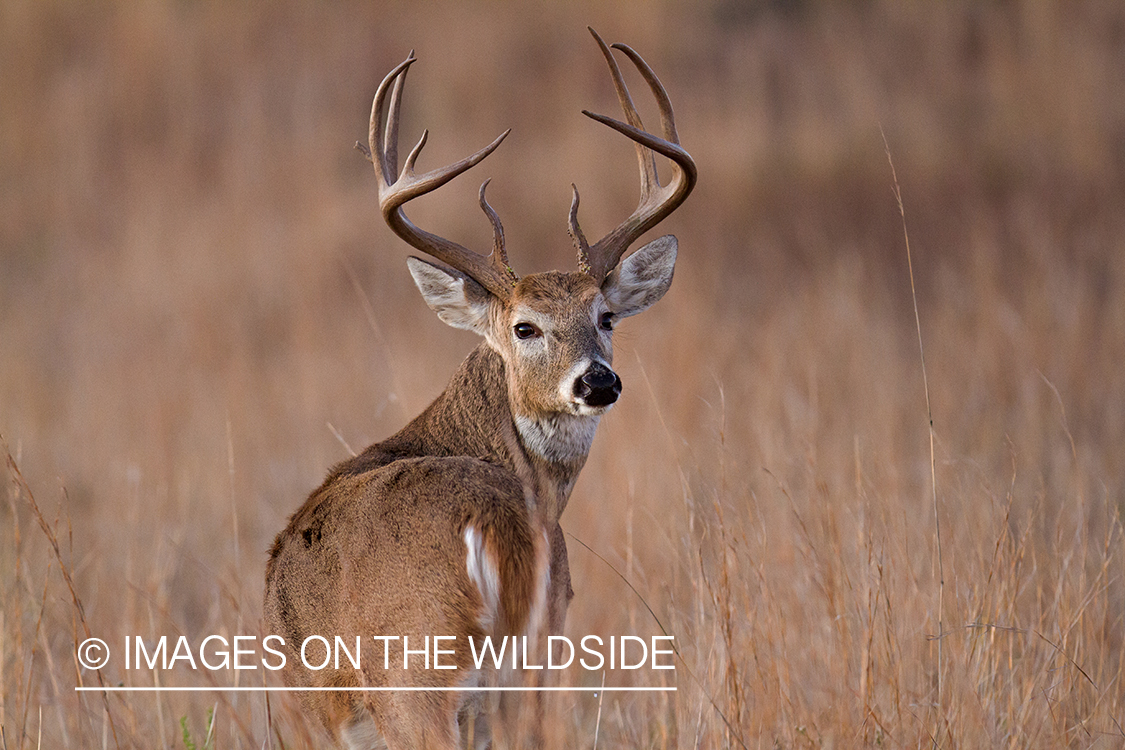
[514, 322, 541, 340]
[599, 312, 614, 331]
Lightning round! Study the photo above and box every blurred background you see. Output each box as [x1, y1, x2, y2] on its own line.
[3, 1, 1124, 747]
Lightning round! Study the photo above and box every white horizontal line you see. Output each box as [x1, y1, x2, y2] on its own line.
[76, 686, 674, 693]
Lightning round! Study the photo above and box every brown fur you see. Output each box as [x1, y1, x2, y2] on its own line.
[266, 31, 689, 748]
[265, 343, 578, 748]
[263, 247, 683, 748]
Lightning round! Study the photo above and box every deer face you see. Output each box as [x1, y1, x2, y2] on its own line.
[407, 234, 677, 425]
[374, 28, 692, 461]
[502, 271, 617, 417]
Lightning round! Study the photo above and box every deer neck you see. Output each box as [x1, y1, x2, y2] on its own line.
[382, 344, 593, 526]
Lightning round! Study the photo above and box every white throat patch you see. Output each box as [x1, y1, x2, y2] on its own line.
[515, 413, 601, 463]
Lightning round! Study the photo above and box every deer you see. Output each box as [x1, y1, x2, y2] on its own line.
[264, 28, 695, 750]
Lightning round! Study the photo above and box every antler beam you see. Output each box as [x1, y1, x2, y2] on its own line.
[572, 27, 698, 283]
[360, 53, 517, 299]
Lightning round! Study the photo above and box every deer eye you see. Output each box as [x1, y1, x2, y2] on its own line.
[514, 322, 541, 340]
[599, 312, 614, 331]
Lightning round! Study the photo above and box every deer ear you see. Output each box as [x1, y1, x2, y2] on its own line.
[407, 256, 491, 335]
[601, 235, 677, 318]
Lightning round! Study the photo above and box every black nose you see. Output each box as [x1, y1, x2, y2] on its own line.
[573, 363, 622, 407]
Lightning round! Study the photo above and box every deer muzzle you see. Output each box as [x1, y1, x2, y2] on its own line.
[573, 362, 622, 408]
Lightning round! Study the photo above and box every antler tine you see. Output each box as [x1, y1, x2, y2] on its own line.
[588, 30, 659, 198]
[367, 55, 415, 183]
[478, 178, 511, 276]
[568, 185, 592, 275]
[366, 53, 517, 299]
[576, 28, 698, 283]
[611, 42, 680, 146]
[382, 50, 412, 180]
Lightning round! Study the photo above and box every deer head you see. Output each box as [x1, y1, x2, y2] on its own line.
[358, 27, 696, 456]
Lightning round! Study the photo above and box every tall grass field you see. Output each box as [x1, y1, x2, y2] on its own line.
[3, 1, 1123, 747]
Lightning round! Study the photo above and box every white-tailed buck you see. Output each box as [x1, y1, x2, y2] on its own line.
[265, 28, 695, 749]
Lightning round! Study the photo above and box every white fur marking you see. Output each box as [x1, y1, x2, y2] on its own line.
[515, 413, 600, 462]
[340, 713, 387, 750]
[464, 526, 501, 631]
[558, 358, 591, 405]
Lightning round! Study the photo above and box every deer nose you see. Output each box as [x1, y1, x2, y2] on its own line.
[574, 363, 622, 407]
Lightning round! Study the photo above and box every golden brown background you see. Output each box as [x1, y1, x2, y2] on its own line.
[3, 1, 1124, 747]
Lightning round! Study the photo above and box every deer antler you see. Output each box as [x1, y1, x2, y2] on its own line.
[571, 28, 697, 283]
[359, 53, 517, 299]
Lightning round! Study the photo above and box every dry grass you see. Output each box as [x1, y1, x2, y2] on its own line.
[3, 1, 1124, 748]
